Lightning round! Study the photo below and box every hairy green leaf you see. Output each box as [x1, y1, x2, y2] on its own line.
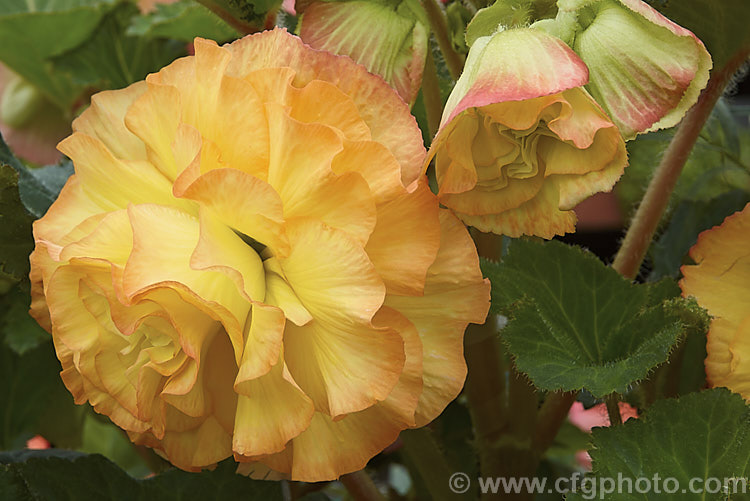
[0, 335, 63, 449]
[481, 239, 693, 397]
[127, 0, 238, 42]
[0, 165, 34, 281]
[1, 132, 74, 218]
[0, 452, 284, 500]
[568, 389, 750, 501]
[51, 3, 185, 92]
[1, 288, 48, 355]
[0, 0, 119, 110]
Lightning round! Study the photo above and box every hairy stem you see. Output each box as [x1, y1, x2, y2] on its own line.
[532, 391, 579, 453]
[400, 428, 462, 500]
[612, 52, 749, 279]
[466, 232, 569, 500]
[422, 48, 444, 139]
[340, 470, 386, 501]
[421, 0, 465, 80]
[605, 394, 622, 427]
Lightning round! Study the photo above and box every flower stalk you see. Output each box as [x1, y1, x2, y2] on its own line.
[421, 0, 465, 80]
[532, 390, 579, 452]
[605, 394, 623, 427]
[340, 470, 387, 501]
[465, 232, 578, 500]
[422, 48, 443, 138]
[400, 428, 462, 500]
[612, 49, 750, 279]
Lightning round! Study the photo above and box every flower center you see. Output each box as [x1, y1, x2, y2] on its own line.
[471, 112, 546, 192]
[233, 229, 267, 255]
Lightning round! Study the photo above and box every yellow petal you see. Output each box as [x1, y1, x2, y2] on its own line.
[547, 88, 617, 149]
[288, 79, 371, 142]
[57, 133, 191, 214]
[32, 177, 107, 245]
[59, 209, 132, 267]
[457, 180, 577, 238]
[243, 67, 296, 106]
[265, 104, 342, 210]
[235, 303, 286, 384]
[480, 94, 566, 135]
[191, 207, 266, 302]
[681, 204, 750, 326]
[180, 168, 289, 258]
[233, 350, 314, 457]
[284, 316, 404, 417]
[259, 409, 403, 481]
[149, 39, 270, 179]
[371, 306, 423, 426]
[330, 139, 407, 204]
[440, 166, 545, 217]
[365, 180, 441, 295]
[386, 210, 490, 425]
[436, 113, 479, 195]
[263, 257, 313, 327]
[124, 82, 183, 181]
[680, 204, 750, 399]
[279, 219, 384, 326]
[287, 171, 377, 246]
[123, 204, 249, 362]
[552, 135, 628, 210]
[224, 28, 426, 188]
[71, 81, 148, 162]
[137, 415, 232, 471]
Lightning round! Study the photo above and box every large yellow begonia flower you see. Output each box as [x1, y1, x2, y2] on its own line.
[427, 27, 628, 238]
[28, 29, 490, 481]
[680, 204, 750, 398]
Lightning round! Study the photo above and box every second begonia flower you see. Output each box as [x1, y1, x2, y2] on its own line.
[427, 27, 627, 238]
[680, 204, 750, 398]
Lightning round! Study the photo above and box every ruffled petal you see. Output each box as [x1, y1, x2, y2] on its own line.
[124, 82, 184, 181]
[123, 204, 249, 362]
[386, 210, 490, 425]
[224, 28, 426, 188]
[680, 204, 750, 325]
[365, 180, 441, 295]
[330, 139, 407, 204]
[234, 350, 314, 457]
[235, 303, 286, 383]
[71, 81, 148, 162]
[680, 204, 750, 398]
[179, 168, 289, 257]
[57, 133, 191, 214]
[191, 207, 266, 303]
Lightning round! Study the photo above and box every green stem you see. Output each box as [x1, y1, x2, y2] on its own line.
[605, 394, 622, 427]
[463, 321, 510, 473]
[611, 51, 750, 279]
[339, 470, 386, 501]
[421, 0, 465, 80]
[422, 48, 443, 139]
[532, 391, 579, 453]
[400, 428, 462, 500]
[465, 232, 543, 500]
